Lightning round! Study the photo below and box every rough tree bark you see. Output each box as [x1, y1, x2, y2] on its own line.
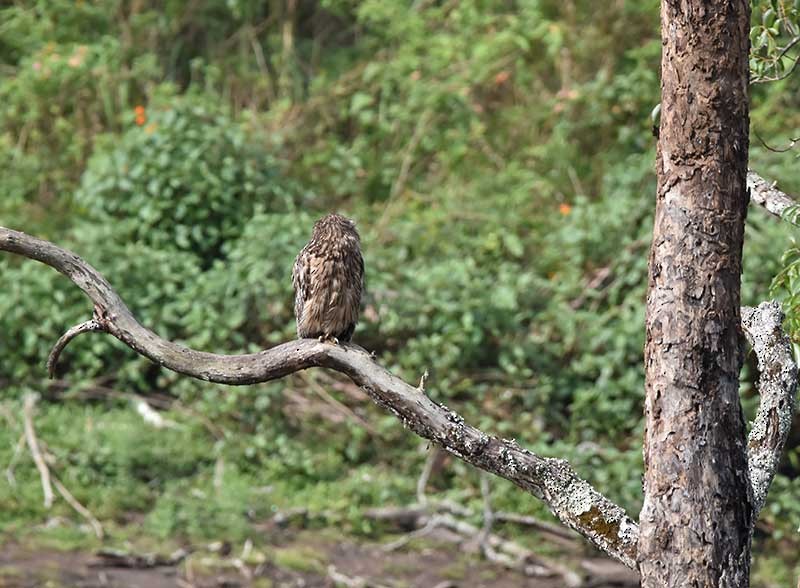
[640, 1, 752, 586]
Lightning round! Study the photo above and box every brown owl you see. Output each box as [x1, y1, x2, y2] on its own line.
[292, 213, 364, 343]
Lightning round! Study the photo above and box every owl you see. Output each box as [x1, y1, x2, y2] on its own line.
[292, 213, 364, 343]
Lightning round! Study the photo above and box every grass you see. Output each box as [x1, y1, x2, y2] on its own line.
[0, 393, 797, 588]
[272, 546, 327, 575]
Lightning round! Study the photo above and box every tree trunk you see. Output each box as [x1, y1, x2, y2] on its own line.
[640, 1, 752, 586]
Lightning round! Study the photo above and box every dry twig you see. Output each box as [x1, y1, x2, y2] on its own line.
[22, 393, 104, 538]
[368, 502, 583, 586]
[23, 393, 53, 508]
[328, 564, 393, 588]
[53, 477, 104, 539]
[5, 432, 25, 487]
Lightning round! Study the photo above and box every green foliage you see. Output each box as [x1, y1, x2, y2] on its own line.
[145, 473, 260, 541]
[751, 0, 800, 83]
[76, 94, 298, 261]
[0, 0, 798, 576]
[272, 546, 326, 574]
[0, 36, 158, 232]
[768, 207, 800, 342]
[771, 237, 800, 304]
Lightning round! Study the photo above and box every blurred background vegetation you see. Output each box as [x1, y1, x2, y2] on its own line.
[0, 0, 799, 585]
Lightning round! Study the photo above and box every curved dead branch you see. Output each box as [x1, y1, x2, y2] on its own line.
[741, 302, 798, 519]
[0, 226, 640, 568]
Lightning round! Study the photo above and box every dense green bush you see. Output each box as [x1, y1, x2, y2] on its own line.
[76, 94, 299, 261]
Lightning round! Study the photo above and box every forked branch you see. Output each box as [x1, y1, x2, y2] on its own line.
[47, 318, 103, 378]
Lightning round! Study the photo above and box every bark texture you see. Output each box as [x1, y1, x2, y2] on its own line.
[747, 171, 797, 218]
[742, 302, 798, 520]
[640, 1, 752, 586]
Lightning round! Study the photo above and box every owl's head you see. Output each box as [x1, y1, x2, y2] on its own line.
[312, 213, 360, 242]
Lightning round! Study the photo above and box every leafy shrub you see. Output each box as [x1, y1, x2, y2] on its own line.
[0, 37, 159, 232]
[76, 94, 298, 262]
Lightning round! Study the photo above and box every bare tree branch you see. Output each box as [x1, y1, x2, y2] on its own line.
[52, 476, 104, 539]
[741, 302, 798, 519]
[0, 225, 639, 568]
[747, 171, 797, 219]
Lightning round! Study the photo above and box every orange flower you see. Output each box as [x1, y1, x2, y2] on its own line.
[134, 105, 146, 126]
[559, 203, 572, 216]
[494, 70, 511, 85]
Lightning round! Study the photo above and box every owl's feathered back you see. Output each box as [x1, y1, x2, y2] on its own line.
[292, 213, 364, 342]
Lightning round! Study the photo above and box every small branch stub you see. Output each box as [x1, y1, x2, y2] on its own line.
[47, 318, 105, 378]
[747, 171, 797, 220]
[417, 369, 429, 393]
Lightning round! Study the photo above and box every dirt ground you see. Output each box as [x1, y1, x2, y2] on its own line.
[0, 531, 639, 588]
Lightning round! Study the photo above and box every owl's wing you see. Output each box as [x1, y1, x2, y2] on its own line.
[292, 248, 311, 325]
[355, 248, 365, 307]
